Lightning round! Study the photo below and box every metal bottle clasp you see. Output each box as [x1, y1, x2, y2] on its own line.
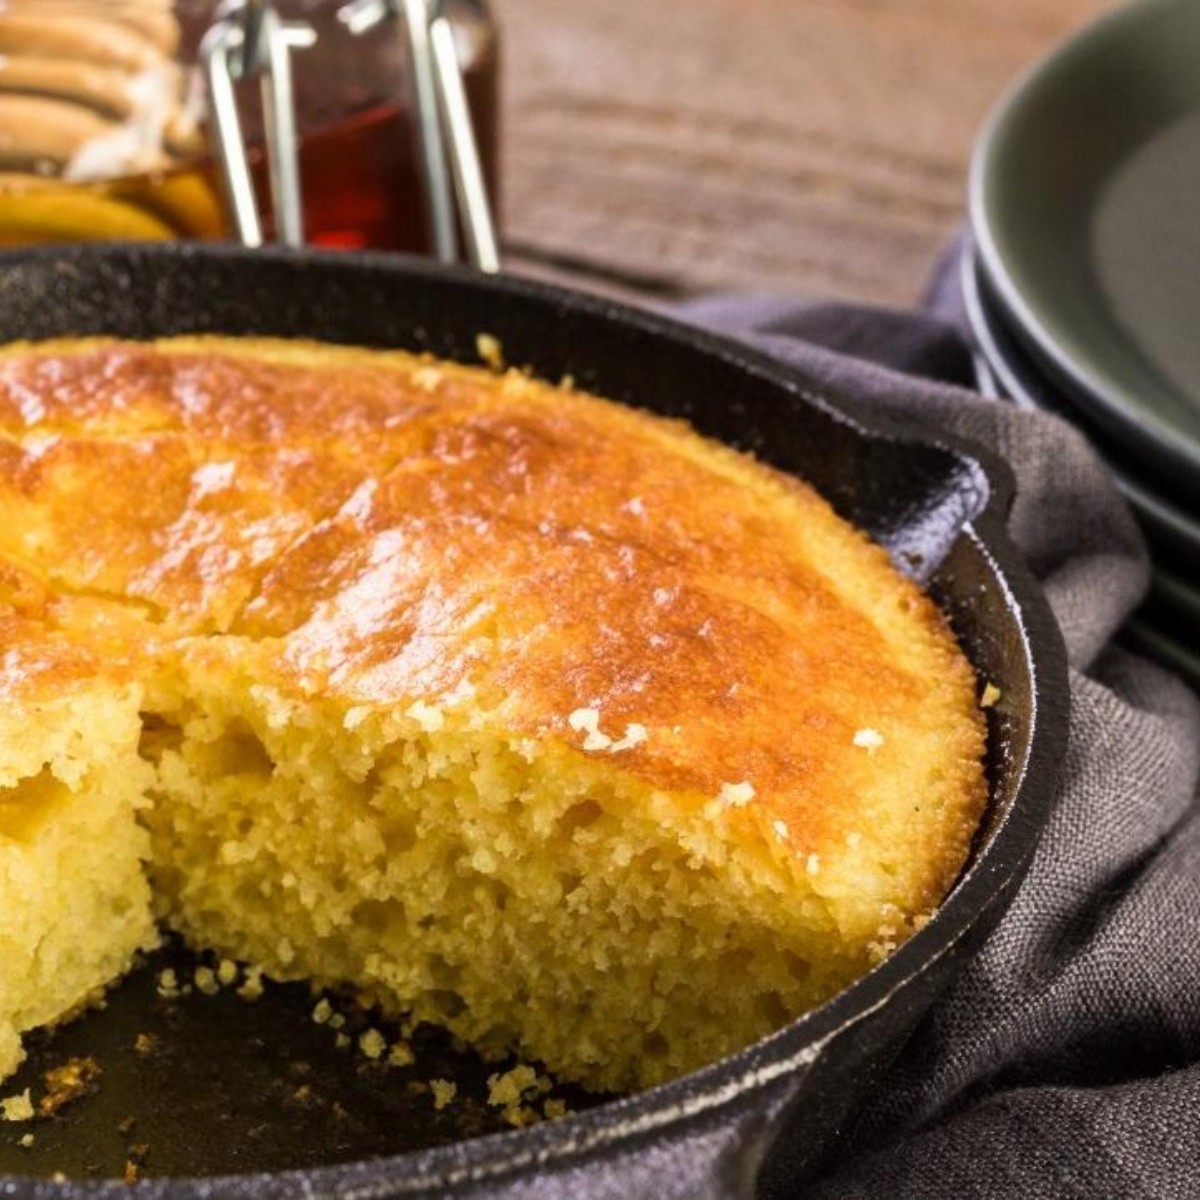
[202, 0, 500, 272]
[201, 0, 316, 248]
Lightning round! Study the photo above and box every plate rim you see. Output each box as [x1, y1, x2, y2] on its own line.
[960, 243, 1200, 567]
[968, 0, 1200, 495]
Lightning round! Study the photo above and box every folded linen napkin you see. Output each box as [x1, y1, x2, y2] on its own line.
[677, 264, 1200, 1200]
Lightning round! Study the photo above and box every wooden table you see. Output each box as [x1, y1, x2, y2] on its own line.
[496, 0, 1115, 308]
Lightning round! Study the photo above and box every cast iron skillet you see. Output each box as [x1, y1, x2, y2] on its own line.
[0, 244, 1068, 1200]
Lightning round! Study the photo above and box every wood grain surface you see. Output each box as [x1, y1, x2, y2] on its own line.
[495, 0, 1116, 307]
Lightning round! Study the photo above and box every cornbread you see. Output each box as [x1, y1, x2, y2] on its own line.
[0, 337, 987, 1094]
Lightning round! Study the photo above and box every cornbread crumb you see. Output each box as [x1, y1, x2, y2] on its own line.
[568, 706, 617, 752]
[343, 706, 370, 731]
[237, 966, 265, 1001]
[134, 1032, 156, 1055]
[388, 1040, 415, 1067]
[853, 728, 885, 753]
[217, 959, 239, 986]
[194, 966, 219, 996]
[359, 1028, 387, 1060]
[411, 366, 443, 392]
[718, 781, 755, 808]
[156, 969, 179, 998]
[18, 1132, 33, 1148]
[406, 699, 445, 732]
[1, 1090, 33, 1122]
[500, 369, 534, 398]
[328, 1013, 346, 1031]
[487, 1064, 539, 1108]
[430, 1079, 456, 1110]
[610, 723, 647, 752]
[567, 710, 647, 753]
[543, 1098, 570, 1120]
[123, 1143, 150, 1185]
[503, 1104, 538, 1128]
[39, 1057, 100, 1117]
[567, 707, 600, 733]
[334, 1033, 351, 1051]
[867, 934, 900, 964]
[475, 333, 504, 371]
[311, 998, 333, 1026]
[981, 683, 1002, 708]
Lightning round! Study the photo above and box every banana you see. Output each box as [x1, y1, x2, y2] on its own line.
[0, 3, 228, 242]
[110, 170, 226, 239]
[0, 186, 175, 244]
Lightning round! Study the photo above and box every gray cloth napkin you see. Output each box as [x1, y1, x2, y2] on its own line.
[677, 277, 1200, 1199]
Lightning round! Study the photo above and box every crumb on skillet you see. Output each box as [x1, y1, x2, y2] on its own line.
[39, 1056, 102, 1118]
[429, 1079, 456, 1111]
[388, 1040, 415, 1067]
[123, 1142, 149, 1184]
[359, 1028, 387, 1060]
[475, 333, 504, 371]
[0, 1089, 33, 1122]
[237, 966, 265, 1001]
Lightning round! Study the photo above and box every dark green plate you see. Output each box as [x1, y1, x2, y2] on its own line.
[964, 244, 1200, 693]
[960, 247, 1200, 577]
[971, 0, 1200, 502]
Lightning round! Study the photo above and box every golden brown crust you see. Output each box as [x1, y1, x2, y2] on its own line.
[0, 336, 986, 884]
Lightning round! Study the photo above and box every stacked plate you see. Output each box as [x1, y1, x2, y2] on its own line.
[967, 0, 1200, 689]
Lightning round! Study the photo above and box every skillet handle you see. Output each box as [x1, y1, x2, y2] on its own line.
[452, 1057, 819, 1200]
